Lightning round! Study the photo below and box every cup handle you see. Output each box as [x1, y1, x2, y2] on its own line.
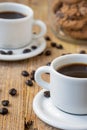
[33, 20, 47, 39]
[35, 66, 51, 90]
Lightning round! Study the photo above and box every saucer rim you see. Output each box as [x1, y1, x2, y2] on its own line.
[0, 37, 46, 61]
[33, 89, 87, 130]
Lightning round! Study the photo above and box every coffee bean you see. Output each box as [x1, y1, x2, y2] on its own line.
[9, 88, 17, 96]
[31, 70, 35, 75]
[2, 100, 9, 106]
[51, 42, 56, 47]
[31, 45, 37, 50]
[46, 62, 51, 66]
[25, 80, 33, 86]
[79, 50, 86, 54]
[0, 108, 8, 115]
[30, 70, 35, 81]
[23, 49, 31, 54]
[45, 36, 51, 41]
[30, 75, 35, 81]
[25, 121, 33, 129]
[25, 120, 34, 129]
[45, 73, 50, 75]
[56, 44, 63, 49]
[7, 51, 13, 55]
[45, 50, 51, 56]
[0, 50, 7, 55]
[61, 53, 66, 56]
[33, 32, 37, 34]
[44, 91, 50, 98]
[21, 70, 29, 77]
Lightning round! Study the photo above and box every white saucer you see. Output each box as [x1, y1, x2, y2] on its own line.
[33, 89, 87, 130]
[0, 37, 46, 61]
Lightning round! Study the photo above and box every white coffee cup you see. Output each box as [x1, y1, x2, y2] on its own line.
[0, 2, 46, 49]
[35, 54, 87, 115]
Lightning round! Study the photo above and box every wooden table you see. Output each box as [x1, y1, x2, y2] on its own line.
[0, 0, 87, 130]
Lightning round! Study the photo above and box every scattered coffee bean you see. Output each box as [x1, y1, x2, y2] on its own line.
[25, 120, 34, 129]
[7, 51, 13, 55]
[2, 100, 9, 106]
[33, 32, 37, 34]
[0, 108, 8, 115]
[0, 50, 7, 55]
[45, 36, 51, 41]
[61, 53, 66, 55]
[23, 49, 31, 53]
[21, 70, 29, 77]
[46, 62, 51, 66]
[44, 91, 50, 98]
[30, 70, 35, 81]
[79, 50, 86, 54]
[25, 123, 28, 129]
[9, 88, 17, 96]
[25, 80, 33, 86]
[45, 50, 51, 56]
[45, 72, 50, 75]
[30, 75, 34, 81]
[56, 44, 63, 49]
[51, 42, 56, 47]
[31, 45, 37, 50]
[31, 70, 35, 75]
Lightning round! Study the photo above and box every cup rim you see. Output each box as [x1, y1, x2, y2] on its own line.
[51, 54, 87, 80]
[0, 2, 33, 22]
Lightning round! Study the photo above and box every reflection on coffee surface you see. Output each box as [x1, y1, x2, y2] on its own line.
[0, 11, 26, 19]
[57, 63, 87, 78]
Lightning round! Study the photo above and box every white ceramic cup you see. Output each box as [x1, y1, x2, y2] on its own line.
[35, 54, 87, 115]
[0, 2, 46, 49]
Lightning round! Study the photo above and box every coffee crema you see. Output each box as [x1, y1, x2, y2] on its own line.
[0, 11, 26, 19]
[57, 63, 87, 78]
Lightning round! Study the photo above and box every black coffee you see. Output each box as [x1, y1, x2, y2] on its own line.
[0, 11, 26, 19]
[57, 63, 87, 78]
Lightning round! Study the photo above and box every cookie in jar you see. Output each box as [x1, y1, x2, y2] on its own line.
[49, 0, 87, 43]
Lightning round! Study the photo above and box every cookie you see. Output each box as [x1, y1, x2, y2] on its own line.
[57, 17, 87, 30]
[53, 0, 87, 40]
[64, 26, 87, 39]
[55, 0, 87, 30]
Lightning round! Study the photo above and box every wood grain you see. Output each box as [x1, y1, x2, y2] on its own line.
[0, 0, 86, 130]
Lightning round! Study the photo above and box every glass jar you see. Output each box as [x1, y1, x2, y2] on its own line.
[48, 0, 87, 43]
